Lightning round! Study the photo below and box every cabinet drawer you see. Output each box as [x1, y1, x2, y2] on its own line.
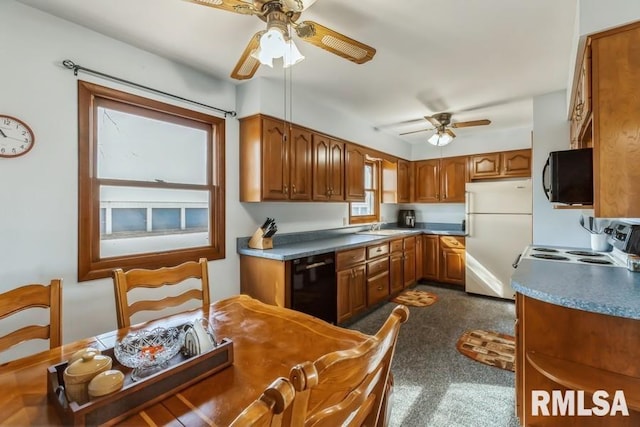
[336, 247, 366, 270]
[367, 257, 389, 278]
[390, 239, 403, 253]
[367, 273, 389, 306]
[367, 242, 390, 259]
[440, 236, 465, 249]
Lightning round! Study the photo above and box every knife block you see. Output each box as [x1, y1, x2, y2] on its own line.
[248, 227, 273, 250]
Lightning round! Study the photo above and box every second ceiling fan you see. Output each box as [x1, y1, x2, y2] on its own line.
[185, 0, 376, 80]
[400, 113, 491, 146]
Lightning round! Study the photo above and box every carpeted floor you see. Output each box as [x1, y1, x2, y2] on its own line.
[348, 282, 520, 427]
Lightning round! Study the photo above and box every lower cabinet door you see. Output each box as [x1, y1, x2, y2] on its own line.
[440, 248, 465, 286]
[336, 265, 367, 323]
[351, 265, 367, 316]
[389, 254, 404, 293]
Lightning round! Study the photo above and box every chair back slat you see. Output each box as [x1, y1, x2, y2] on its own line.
[288, 304, 409, 427]
[0, 279, 62, 353]
[229, 377, 295, 427]
[112, 258, 210, 328]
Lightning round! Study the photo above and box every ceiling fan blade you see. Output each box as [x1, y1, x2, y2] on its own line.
[183, 0, 256, 15]
[446, 129, 456, 138]
[425, 115, 442, 127]
[450, 119, 491, 128]
[399, 127, 435, 136]
[294, 21, 376, 64]
[230, 32, 262, 80]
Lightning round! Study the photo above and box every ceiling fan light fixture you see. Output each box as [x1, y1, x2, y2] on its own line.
[283, 38, 305, 67]
[428, 131, 453, 147]
[251, 27, 287, 67]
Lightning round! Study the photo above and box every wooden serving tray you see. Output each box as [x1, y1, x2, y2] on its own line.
[47, 337, 234, 426]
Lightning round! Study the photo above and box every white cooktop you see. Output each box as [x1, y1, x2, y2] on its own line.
[521, 245, 627, 267]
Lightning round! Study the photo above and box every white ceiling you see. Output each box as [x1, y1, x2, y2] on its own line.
[18, 0, 578, 143]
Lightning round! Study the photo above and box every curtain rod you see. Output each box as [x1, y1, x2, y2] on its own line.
[62, 60, 237, 118]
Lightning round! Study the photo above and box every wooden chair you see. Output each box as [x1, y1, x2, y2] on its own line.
[229, 377, 296, 427]
[0, 279, 62, 353]
[112, 258, 210, 328]
[287, 304, 409, 427]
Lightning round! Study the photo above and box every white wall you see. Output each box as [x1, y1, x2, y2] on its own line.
[411, 126, 532, 160]
[579, 0, 640, 35]
[0, 1, 255, 360]
[237, 77, 412, 160]
[531, 90, 590, 247]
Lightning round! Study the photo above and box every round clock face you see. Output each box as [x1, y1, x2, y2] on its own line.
[0, 115, 35, 158]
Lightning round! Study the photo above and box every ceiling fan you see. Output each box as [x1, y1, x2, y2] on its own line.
[400, 113, 491, 146]
[185, 0, 376, 80]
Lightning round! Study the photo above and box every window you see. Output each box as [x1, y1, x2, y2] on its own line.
[78, 81, 225, 281]
[349, 160, 379, 224]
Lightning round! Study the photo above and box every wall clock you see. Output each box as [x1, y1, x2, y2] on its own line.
[0, 115, 35, 158]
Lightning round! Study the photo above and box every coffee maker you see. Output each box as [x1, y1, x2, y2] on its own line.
[398, 209, 416, 228]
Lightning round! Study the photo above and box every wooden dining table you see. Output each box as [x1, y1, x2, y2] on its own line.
[0, 294, 372, 426]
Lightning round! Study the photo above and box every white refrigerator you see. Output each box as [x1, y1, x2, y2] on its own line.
[464, 179, 532, 299]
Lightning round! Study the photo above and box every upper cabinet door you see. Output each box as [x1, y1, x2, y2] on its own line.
[345, 144, 366, 202]
[469, 149, 531, 181]
[440, 156, 467, 202]
[289, 125, 313, 200]
[591, 22, 640, 218]
[312, 134, 331, 201]
[502, 149, 531, 178]
[414, 159, 440, 202]
[313, 134, 345, 201]
[397, 160, 411, 203]
[329, 140, 345, 201]
[469, 152, 501, 180]
[261, 117, 289, 201]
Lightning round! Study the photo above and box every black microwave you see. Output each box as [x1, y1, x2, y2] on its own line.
[542, 148, 593, 205]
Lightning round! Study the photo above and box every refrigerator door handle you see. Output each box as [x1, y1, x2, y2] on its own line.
[465, 191, 471, 237]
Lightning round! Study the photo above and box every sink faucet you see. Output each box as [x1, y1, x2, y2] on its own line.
[370, 222, 381, 231]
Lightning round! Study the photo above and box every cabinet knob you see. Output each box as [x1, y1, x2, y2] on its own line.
[283, 185, 288, 194]
[292, 184, 297, 194]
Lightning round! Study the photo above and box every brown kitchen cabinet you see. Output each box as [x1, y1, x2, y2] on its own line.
[516, 293, 640, 426]
[345, 143, 366, 202]
[402, 236, 416, 288]
[389, 239, 404, 294]
[414, 156, 467, 203]
[569, 45, 592, 150]
[389, 236, 417, 292]
[414, 159, 440, 203]
[415, 233, 424, 280]
[239, 255, 290, 308]
[439, 236, 465, 286]
[421, 234, 465, 286]
[239, 115, 313, 202]
[422, 235, 439, 281]
[587, 21, 640, 218]
[312, 133, 345, 201]
[397, 160, 412, 203]
[468, 149, 531, 180]
[336, 247, 367, 323]
[381, 158, 411, 204]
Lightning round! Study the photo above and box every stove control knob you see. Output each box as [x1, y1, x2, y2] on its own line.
[604, 227, 613, 235]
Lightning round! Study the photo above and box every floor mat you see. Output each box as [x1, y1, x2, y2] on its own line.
[456, 329, 515, 372]
[391, 289, 438, 307]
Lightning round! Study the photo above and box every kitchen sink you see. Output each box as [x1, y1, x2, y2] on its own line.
[356, 229, 415, 236]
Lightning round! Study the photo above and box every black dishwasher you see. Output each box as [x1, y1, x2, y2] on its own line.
[291, 252, 336, 324]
